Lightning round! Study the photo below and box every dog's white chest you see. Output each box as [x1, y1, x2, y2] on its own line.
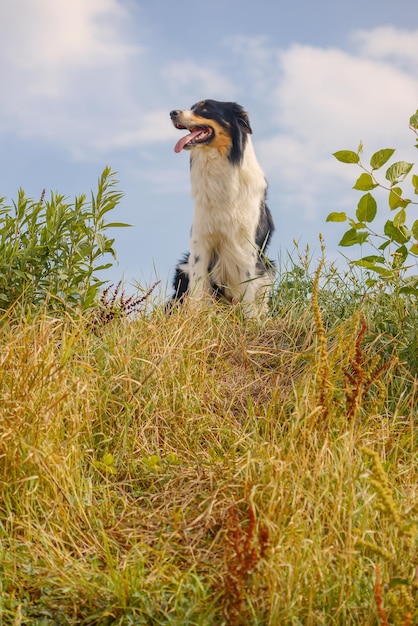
[189, 142, 266, 237]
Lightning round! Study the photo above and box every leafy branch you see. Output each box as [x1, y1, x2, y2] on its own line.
[327, 111, 418, 295]
[0, 167, 129, 312]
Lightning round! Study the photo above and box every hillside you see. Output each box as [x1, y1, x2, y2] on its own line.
[1, 264, 417, 624]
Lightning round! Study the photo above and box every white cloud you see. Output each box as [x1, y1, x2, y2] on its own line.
[1, 3, 417, 191]
[0, 0, 140, 92]
[0, 0, 145, 152]
[250, 34, 418, 221]
[0, 1, 236, 156]
[92, 110, 178, 151]
[352, 27, 418, 73]
[3, 0, 137, 63]
[275, 44, 418, 142]
[162, 60, 237, 101]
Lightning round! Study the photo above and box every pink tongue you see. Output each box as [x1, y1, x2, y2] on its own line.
[174, 129, 203, 153]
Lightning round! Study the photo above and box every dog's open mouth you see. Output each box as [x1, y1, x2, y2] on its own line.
[174, 125, 214, 153]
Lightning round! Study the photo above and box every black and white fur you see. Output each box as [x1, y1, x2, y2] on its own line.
[169, 99, 274, 316]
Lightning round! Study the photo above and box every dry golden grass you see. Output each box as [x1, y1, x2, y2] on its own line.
[0, 296, 417, 624]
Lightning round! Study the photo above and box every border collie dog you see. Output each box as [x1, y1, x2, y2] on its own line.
[169, 99, 275, 316]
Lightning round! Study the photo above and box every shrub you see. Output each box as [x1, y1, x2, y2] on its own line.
[327, 111, 418, 295]
[0, 167, 129, 312]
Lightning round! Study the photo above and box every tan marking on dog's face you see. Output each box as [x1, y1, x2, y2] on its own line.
[209, 123, 232, 156]
[174, 111, 233, 157]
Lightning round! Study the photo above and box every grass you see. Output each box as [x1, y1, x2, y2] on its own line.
[0, 262, 417, 625]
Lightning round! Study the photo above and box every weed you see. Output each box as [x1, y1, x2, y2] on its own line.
[89, 280, 160, 330]
[0, 167, 128, 313]
[0, 175, 417, 624]
[328, 111, 418, 295]
[220, 499, 269, 625]
[342, 315, 394, 419]
[356, 447, 418, 626]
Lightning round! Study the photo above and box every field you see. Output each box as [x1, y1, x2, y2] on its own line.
[0, 258, 417, 625]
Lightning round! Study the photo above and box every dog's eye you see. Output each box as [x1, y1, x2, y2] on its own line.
[197, 100, 209, 113]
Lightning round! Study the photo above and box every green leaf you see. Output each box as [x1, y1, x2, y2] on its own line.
[357, 255, 385, 264]
[92, 453, 117, 475]
[410, 243, 418, 255]
[370, 148, 395, 170]
[356, 193, 377, 223]
[399, 285, 418, 296]
[353, 173, 377, 191]
[392, 244, 408, 268]
[104, 222, 131, 228]
[378, 240, 391, 251]
[333, 150, 360, 164]
[393, 208, 406, 229]
[95, 233, 108, 253]
[384, 219, 408, 244]
[102, 452, 115, 466]
[94, 263, 114, 271]
[385, 161, 414, 183]
[348, 218, 363, 229]
[389, 187, 407, 210]
[410, 111, 418, 129]
[411, 220, 418, 239]
[141, 454, 162, 472]
[367, 267, 393, 277]
[399, 275, 418, 290]
[387, 578, 411, 590]
[326, 212, 347, 222]
[166, 452, 181, 465]
[350, 260, 393, 276]
[412, 174, 418, 194]
[339, 228, 369, 247]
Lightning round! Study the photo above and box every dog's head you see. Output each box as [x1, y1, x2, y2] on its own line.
[170, 100, 252, 164]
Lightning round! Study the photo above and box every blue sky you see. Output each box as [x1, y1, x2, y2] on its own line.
[1, 0, 417, 293]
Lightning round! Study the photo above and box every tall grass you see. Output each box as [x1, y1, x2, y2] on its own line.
[0, 264, 417, 624]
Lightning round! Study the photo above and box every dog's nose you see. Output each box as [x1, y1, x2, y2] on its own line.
[170, 110, 181, 119]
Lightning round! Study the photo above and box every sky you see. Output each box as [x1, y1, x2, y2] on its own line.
[1, 0, 417, 295]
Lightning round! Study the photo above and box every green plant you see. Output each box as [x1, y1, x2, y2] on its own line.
[0, 292, 416, 624]
[89, 280, 160, 331]
[0, 167, 129, 312]
[356, 447, 418, 626]
[220, 499, 270, 625]
[327, 111, 418, 295]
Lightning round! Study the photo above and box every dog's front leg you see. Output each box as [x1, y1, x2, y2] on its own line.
[239, 253, 272, 317]
[241, 277, 271, 317]
[188, 241, 212, 303]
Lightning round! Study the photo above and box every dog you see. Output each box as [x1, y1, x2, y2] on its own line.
[169, 99, 275, 316]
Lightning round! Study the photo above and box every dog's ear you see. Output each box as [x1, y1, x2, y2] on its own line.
[237, 109, 252, 134]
